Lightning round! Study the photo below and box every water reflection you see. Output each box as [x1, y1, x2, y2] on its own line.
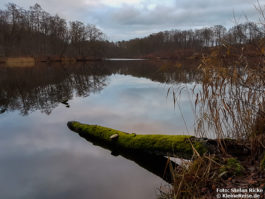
[0, 63, 107, 115]
[0, 60, 200, 199]
[0, 60, 200, 115]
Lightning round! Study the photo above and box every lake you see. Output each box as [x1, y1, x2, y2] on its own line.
[0, 60, 200, 199]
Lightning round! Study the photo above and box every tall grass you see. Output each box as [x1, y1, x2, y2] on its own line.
[188, 2, 265, 153]
[193, 41, 265, 154]
[162, 4, 265, 198]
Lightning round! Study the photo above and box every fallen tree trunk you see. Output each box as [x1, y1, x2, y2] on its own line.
[68, 121, 208, 159]
[67, 121, 250, 159]
[68, 121, 180, 183]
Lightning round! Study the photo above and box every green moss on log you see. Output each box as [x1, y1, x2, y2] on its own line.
[219, 158, 245, 176]
[67, 121, 208, 159]
[260, 154, 265, 171]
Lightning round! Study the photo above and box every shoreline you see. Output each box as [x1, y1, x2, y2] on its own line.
[0, 56, 103, 66]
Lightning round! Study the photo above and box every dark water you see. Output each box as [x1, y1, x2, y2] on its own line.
[0, 60, 200, 199]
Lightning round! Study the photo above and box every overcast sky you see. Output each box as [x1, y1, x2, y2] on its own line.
[0, 0, 264, 41]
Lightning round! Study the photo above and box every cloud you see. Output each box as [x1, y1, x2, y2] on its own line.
[91, 0, 264, 40]
[0, 0, 264, 40]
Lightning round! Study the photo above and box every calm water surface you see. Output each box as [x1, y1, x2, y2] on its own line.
[0, 60, 200, 199]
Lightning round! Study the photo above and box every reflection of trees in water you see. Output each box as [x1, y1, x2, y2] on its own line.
[0, 63, 108, 115]
[104, 60, 201, 84]
[0, 61, 200, 115]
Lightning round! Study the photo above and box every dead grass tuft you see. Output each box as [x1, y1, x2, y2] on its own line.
[6, 57, 35, 67]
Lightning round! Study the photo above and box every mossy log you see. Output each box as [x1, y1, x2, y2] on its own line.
[68, 121, 208, 159]
[67, 121, 250, 159]
[70, 125, 179, 183]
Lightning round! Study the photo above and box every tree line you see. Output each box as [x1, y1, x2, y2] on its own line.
[0, 3, 105, 57]
[115, 23, 264, 57]
[0, 3, 264, 58]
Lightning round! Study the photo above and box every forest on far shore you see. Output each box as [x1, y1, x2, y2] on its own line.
[0, 3, 264, 58]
